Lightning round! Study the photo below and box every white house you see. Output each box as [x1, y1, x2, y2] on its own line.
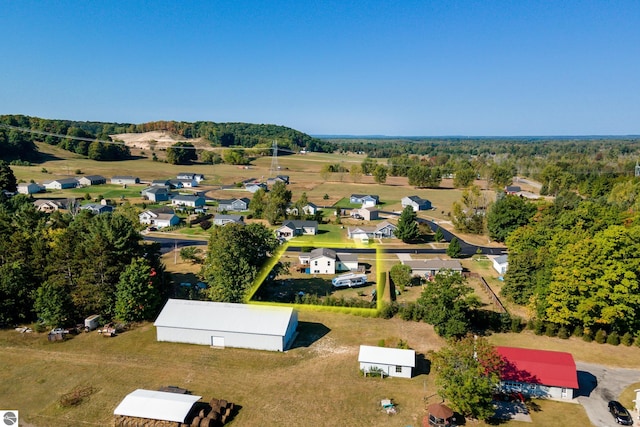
[213, 214, 244, 226]
[139, 209, 180, 228]
[497, 346, 579, 400]
[17, 182, 43, 195]
[43, 178, 78, 190]
[350, 206, 379, 221]
[347, 221, 397, 241]
[350, 194, 380, 207]
[114, 389, 202, 424]
[177, 172, 205, 183]
[492, 254, 508, 275]
[358, 345, 416, 379]
[77, 175, 107, 186]
[154, 299, 298, 352]
[33, 199, 64, 212]
[401, 196, 432, 212]
[171, 195, 205, 208]
[217, 198, 250, 212]
[286, 202, 318, 216]
[298, 248, 358, 275]
[141, 186, 172, 202]
[275, 220, 318, 240]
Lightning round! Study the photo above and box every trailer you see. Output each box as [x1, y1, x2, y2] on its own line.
[84, 314, 101, 332]
[332, 273, 367, 288]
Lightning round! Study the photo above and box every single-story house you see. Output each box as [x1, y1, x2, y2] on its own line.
[177, 172, 205, 183]
[139, 209, 180, 228]
[497, 346, 579, 400]
[77, 175, 107, 186]
[401, 195, 432, 212]
[151, 179, 171, 187]
[493, 254, 508, 275]
[217, 198, 250, 212]
[177, 178, 197, 188]
[358, 345, 416, 379]
[347, 221, 397, 241]
[298, 248, 358, 275]
[171, 195, 205, 208]
[33, 199, 65, 212]
[168, 179, 184, 189]
[505, 185, 522, 195]
[113, 389, 202, 424]
[43, 178, 78, 190]
[245, 182, 267, 193]
[286, 202, 318, 216]
[402, 258, 463, 278]
[111, 176, 140, 185]
[141, 186, 172, 202]
[267, 175, 290, 185]
[350, 194, 380, 207]
[80, 203, 114, 214]
[18, 182, 43, 195]
[350, 206, 379, 221]
[275, 220, 318, 240]
[213, 214, 244, 226]
[154, 299, 298, 352]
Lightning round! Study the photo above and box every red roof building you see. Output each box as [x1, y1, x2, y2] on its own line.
[496, 346, 579, 399]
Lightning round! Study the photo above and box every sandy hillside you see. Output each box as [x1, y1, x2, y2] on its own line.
[110, 131, 209, 150]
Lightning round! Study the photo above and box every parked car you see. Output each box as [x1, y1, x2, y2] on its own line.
[608, 400, 633, 426]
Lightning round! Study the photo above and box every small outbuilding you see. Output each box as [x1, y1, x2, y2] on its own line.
[358, 345, 416, 378]
[154, 299, 298, 352]
[113, 389, 201, 424]
[492, 254, 508, 275]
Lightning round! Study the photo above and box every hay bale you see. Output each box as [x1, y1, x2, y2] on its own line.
[209, 398, 219, 407]
[227, 402, 234, 412]
[220, 414, 227, 425]
[210, 403, 222, 414]
[190, 417, 201, 427]
[206, 411, 219, 421]
[199, 419, 211, 427]
[219, 399, 228, 408]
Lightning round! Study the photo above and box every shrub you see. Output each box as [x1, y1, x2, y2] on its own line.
[377, 339, 386, 347]
[533, 319, 545, 336]
[75, 169, 82, 174]
[572, 325, 584, 337]
[557, 326, 570, 339]
[634, 334, 640, 348]
[595, 329, 607, 344]
[545, 323, 557, 337]
[606, 331, 620, 346]
[510, 316, 523, 333]
[621, 332, 634, 346]
[378, 302, 398, 319]
[582, 332, 593, 343]
[41, 167, 48, 173]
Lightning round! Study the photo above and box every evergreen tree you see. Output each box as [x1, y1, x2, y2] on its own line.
[434, 227, 444, 242]
[395, 206, 420, 243]
[0, 161, 17, 192]
[446, 237, 462, 258]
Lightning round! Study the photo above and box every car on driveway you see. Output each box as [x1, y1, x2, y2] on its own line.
[608, 400, 633, 425]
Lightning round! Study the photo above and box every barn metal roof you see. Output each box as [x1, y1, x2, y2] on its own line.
[358, 345, 416, 367]
[113, 389, 201, 422]
[154, 299, 295, 337]
[497, 346, 579, 389]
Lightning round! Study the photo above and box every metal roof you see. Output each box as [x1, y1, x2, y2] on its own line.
[358, 345, 416, 367]
[113, 389, 201, 422]
[497, 346, 579, 389]
[154, 299, 295, 337]
[403, 258, 462, 271]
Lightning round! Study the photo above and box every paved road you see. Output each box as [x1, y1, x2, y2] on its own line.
[575, 362, 640, 427]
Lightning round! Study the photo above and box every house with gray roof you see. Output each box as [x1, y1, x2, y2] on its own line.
[217, 198, 250, 212]
[298, 248, 358, 275]
[77, 175, 107, 186]
[171, 195, 205, 208]
[213, 214, 244, 226]
[275, 220, 318, 240]
[111, 176, 140, 185]
[347, 221, 396, 241]
[80, 203, 114, 214]
[139, 208, 180, 229]
[43, 178, 78, 190]
[18, 182, 44, 195]
[350, 194, 380, 207]
[401, 195, 432, 212]
[141, 186, 172, 202]
[402, 258, 463, 278]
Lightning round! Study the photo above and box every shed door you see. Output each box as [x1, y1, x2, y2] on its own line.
[211, 336, 225, 348]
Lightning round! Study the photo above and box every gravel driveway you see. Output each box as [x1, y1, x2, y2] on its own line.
[575, 362, 640, 427]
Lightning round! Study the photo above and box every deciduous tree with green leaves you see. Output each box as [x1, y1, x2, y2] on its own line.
[115, 257, 162, 322]
[372, 164, 388, 184]
[487, 194, 537, 242]
[264, 181, 292, 225]
[431, 335, 503, 421]
[390, 263, 413, 291]
[166, 142, 197, 165]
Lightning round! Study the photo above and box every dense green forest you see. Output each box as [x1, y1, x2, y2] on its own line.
[0, 114, 334, 162]
[0, 194, 169, 328]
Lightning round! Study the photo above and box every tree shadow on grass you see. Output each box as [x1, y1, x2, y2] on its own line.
[289, 321, 330, 349]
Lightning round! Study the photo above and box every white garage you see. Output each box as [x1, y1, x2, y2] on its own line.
[154, 299, 298, 352]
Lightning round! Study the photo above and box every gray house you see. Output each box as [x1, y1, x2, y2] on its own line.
[217, 198, 250, 212]
[111, 176, 140, 185]
[80, 203, 114, 214]
[213, 214, 244, 226]
[171, 195, 205, 208]
[350, 194, 380, 206]
[347, 221, 397, 241]
[141, 186, 172, 202]
[43, 178, 78, 190]
[402, 258, 463, 278]
[18, 182, 43, 195]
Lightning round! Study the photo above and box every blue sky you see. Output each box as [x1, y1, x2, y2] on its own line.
[1, 1, 639, 136]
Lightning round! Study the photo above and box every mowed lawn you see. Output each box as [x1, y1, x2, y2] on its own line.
[0, 311, 600, 427]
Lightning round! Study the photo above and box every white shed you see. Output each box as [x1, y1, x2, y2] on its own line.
[154, 299, 298, 352]
[114, 389, 201, 423]
[358, 345, 416, 378]
[492, 254, 508, 275]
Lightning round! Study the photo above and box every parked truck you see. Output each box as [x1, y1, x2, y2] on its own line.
[84, 315, 101, 332]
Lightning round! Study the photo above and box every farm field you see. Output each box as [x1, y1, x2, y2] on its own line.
[0, 310, 604, 427]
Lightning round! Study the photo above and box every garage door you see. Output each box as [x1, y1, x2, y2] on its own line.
[211, 336, 225, 348]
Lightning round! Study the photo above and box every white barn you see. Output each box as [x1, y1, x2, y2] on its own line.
[114, 389, 201, 424]
[358, 345, 416, 378]
[154, 299, 298, 352]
